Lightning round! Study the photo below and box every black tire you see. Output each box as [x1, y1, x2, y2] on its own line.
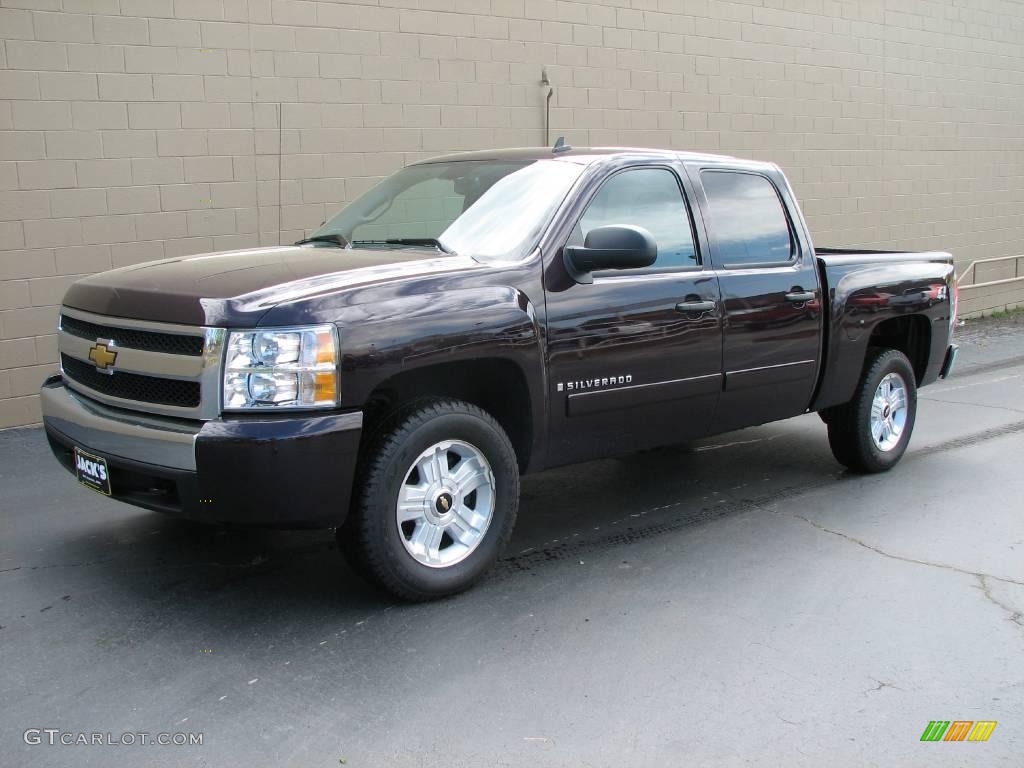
[827, 348, 917, 473]
[338, 398, 519, 601]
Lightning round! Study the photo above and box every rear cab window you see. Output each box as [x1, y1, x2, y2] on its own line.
[700, 171, 794, 267]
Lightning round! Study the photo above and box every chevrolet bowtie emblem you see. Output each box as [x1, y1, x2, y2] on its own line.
[88, 341, 117, 371]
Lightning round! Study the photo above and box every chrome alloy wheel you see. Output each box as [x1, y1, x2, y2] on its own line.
[870, 372, 909, 452]
[396, 440, 496, 568]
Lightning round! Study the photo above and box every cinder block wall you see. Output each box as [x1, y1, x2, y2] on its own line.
[1, 0, 1023, 427]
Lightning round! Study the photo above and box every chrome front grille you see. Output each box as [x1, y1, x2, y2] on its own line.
[58, 307, 225, 420]
[60, 313, 204, 356]
[60, 354, 201, 408]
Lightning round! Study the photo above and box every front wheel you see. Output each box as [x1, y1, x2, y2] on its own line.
[339, 398, 519, 601]
[827, 348, 918, 473]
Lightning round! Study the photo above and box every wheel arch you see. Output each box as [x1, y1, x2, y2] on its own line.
[361, 358, 535, 473]
[815, 313, 930, 417]
[866, 314, 931, 384]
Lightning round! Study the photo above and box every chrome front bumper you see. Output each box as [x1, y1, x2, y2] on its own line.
[41, 375, 365, 526]
[40, 376, 200, 471]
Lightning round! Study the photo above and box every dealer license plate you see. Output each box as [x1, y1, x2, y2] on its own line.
[74, 447, 111, 496]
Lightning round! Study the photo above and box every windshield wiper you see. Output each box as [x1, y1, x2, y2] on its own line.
[295, 233, 349, 248]
[351, 238, 452, 254]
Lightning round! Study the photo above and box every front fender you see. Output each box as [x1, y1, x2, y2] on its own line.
[341, 285, 541, 388]
[331, 283, 545, 452]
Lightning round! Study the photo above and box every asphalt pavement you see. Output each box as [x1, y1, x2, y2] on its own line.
[2, 315, 1022, 767]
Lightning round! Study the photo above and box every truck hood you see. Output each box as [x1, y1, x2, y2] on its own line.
[62, 245, 483, 326]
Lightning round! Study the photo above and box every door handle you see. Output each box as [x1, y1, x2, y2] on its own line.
[675, 300, 716, 313]
[785, 291, 816, 303]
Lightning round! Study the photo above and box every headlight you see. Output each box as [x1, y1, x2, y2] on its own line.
[222, 326, 338, 410]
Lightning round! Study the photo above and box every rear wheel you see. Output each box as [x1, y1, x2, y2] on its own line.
[338, 398, 519, 600]
[827, 348, 917, 473]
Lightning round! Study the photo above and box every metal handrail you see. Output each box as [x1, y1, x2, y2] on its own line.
[957, 255, 1023, 289]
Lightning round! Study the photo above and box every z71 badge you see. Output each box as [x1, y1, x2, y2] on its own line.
[557, 375, 633, 392]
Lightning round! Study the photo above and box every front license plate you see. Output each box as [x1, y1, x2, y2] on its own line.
[74, 447, 111, 496]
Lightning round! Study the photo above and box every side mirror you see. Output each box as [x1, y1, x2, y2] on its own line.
[564, 225, 657, 284]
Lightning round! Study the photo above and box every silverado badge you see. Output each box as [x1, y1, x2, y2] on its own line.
[557, 375, 633, 392]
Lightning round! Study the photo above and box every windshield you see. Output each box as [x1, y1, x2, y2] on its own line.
[309, 159, 584, 261]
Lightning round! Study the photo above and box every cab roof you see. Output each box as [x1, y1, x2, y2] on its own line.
[414, 146, 775, 172]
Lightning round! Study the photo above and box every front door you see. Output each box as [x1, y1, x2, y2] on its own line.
[544, 164, 724, 466]
[688, 167, 822, 433]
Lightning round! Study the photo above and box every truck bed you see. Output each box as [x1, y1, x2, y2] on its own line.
[810, 246, 957, 415]
[815, 247, 954, 267]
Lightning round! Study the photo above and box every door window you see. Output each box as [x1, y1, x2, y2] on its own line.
[568, 168, 698, 271]
[701, 171, 793, 266]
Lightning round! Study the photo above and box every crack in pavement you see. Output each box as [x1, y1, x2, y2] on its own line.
[977, 574, 1024, 630]
[864, 678, 902, 695]
[918, 395, 1024, 415]
[784, 512, 1024, 638]
[786, 511, 1024, 589]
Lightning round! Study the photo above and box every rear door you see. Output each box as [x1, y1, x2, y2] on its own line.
[686, 165, 822, 433]
[544, 162, 723, 465]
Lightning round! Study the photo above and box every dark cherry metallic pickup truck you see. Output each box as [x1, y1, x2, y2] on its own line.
[41, 146, 959, 599]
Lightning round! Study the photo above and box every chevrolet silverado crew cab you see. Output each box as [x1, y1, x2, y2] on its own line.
[41, 146, 959, 600]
